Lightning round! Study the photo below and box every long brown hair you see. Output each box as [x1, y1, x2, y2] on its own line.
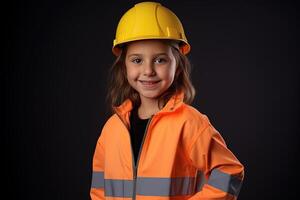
[107, 41, 195, 111]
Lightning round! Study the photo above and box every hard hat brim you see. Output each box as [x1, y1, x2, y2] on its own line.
[112, 38, 190, 56]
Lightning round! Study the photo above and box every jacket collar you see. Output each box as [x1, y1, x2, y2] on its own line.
[113, 91, 185, 117]
[157, 91, 184, 114]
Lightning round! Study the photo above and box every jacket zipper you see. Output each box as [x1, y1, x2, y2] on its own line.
[116, 113, 153, 200]
[133, 117, 152, 200]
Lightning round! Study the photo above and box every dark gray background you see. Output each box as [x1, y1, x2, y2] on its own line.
[5, 0, 299, 199]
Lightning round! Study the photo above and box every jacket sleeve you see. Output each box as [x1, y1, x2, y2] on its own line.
[90, 133, 105, 200]
[188, 124, 244, 200]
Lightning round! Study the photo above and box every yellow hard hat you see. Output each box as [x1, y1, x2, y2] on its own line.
[112, 2, 190, 56]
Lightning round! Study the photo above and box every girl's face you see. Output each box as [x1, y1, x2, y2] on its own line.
[125, 40, 177, 102]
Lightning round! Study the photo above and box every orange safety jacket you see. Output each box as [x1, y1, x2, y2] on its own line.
[90, 92, 244, 200]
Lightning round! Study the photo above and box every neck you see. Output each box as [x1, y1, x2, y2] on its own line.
[138, 96, 160, 119]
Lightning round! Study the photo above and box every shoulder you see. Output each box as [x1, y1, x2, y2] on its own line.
[99, 114, 124, 139]
[172, 103, 216, 152]
[180, 104, 223, 143]
[102, 114, 121, 130]
[179, 103, 211, 128]
[98, 113, 127, 141]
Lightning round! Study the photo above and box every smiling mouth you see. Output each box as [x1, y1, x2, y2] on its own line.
[139, 80, 160, 84]
[138, 80, 161, 87]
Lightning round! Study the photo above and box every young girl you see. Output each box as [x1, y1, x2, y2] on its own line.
[91, 2, 244, 200]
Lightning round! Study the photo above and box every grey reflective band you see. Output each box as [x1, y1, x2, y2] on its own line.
[136, 177, 196, 196]
[105, 179, 133, 197]
[207, 169, 243, 196]
[91, 171, 104, 188]
[91, 172, 211, 197]
[195, 170, 206, 192]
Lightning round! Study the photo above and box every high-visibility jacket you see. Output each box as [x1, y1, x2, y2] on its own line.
[90, 92, 244, 200]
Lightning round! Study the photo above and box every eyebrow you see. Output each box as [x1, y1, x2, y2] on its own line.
[127, 53, 169, 58]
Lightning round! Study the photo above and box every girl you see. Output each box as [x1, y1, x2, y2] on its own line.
[90, 2, 244, 200]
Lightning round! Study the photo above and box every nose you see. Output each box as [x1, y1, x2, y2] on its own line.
[143, 61, 155, 76]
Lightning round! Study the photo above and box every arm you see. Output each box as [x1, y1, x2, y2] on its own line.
[90, 134, 105, 200]
[188, 124, 244, 200]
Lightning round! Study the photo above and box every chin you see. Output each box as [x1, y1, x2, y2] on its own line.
[140, 91, 161, 100]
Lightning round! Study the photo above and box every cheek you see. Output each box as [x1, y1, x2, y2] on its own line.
[161, 66, 177, 81]
[126, 66, 138, 81]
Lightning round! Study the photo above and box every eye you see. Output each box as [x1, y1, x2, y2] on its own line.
[154, 57, 167, 64]
[131, 58, 142, 64]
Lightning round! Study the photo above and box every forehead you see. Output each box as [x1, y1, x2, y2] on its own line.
[126, 40, 172, 55]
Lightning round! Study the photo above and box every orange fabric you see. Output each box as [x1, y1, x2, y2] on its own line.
[91, 92, 244, 199]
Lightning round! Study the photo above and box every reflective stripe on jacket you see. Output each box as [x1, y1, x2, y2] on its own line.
[90, 92, 244, 200]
